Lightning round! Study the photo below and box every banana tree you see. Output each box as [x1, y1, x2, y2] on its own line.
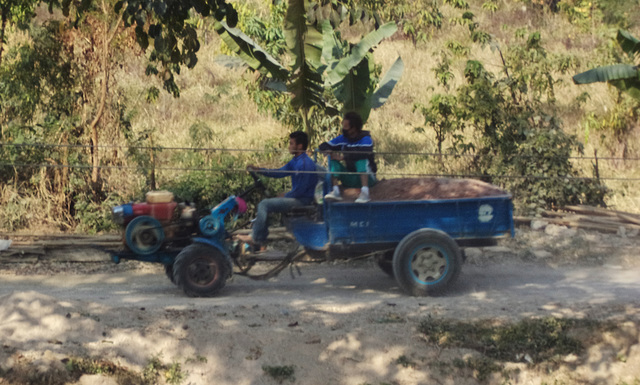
[322, 19, 404, 122]
[573, 30, 640, 101]
[213, 0, 403, 135]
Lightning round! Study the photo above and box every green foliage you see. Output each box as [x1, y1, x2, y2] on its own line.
[558, 0, 599, 30]
[596, 0, 640, 28]
[415, 31, 606, 214]
[73, 193, 122, 233]
[444, 0, 469, 9]
[0, 0, 35, 27]
[501, 127, 607, 212]
[167, 169, 246, 211]
[573, 29, 640, 152]
[433, 52, 454, 89]
[235, 0, 287, 57]
[164, 146, 283, 219]
[413, 93, 467, 159]
[0, 187, 33, 231]
[214, 20, 288, 80]
[262, 364, 295, 383]
[63, 356, 149, 384]
[116, 0, 239, 96]
[141, 354, 186, 384]
[581, 94, 639, 148]
[0, 21, 76, 125]
[324, 21, 401, 121]
[574, 30, 640, 102]
[465, 356, 502, 381]
[481, 0, 499, 13]
[0, 0, 38, 65]
[65, 358, 117, 375]
[143, 354, 164, 382]
[364, 0, 476, 43]
[0, 21, 90, 230]
[221, 3, 402, 137]
[446, 40, 470, 57]
[164, 362, 186, 385]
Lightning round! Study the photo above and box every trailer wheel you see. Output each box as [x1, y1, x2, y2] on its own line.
[173, 244, 230, 297]
[393, 229, 462, 296]
[164, 264, 176, 284]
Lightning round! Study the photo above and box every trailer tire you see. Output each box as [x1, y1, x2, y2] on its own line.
[393, 229, 462, 296]
[173, 244, 230, 297]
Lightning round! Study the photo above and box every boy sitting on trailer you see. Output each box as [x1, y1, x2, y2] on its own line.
[319, 111, 377, 203]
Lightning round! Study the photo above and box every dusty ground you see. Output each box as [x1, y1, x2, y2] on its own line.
[1, 224, 640, 385]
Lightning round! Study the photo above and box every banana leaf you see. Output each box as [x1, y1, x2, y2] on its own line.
[332, 56, 374, 121]
[320, 19, 343, 74]
[289, 62, 326, 111]
[617, 29, 640, 58]
[326, 22, 397, 87]
[213, 21, 288, 80]
[611, 78, 640, 102]
[371, 56, 404, 109]
[572, 64, 638, 84]
[285, 0, 323, 71]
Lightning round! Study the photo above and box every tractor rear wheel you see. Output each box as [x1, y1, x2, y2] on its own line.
[173, 244, 231, 297]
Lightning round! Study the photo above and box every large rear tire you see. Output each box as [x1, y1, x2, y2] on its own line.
[173, 244, 231, 297]
[393, 229, 462, 296]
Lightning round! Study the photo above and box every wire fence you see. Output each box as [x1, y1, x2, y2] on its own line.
[1, 141, 638, 182]
[2, 141, 640, 161]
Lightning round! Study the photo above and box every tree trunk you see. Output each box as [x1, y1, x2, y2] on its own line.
[61, 134, 70, 208]
[0, 8, 7, 66]
[88, 1, 123, 191]
[149, 137, 156, 190]
[89, 23, 109, 188]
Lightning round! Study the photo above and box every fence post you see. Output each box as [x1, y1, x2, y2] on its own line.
[593, 149, 600, 181]
[150, 140, 156, 191]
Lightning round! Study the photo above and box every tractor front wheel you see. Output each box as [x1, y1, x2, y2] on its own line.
[173, 244, 231, 297]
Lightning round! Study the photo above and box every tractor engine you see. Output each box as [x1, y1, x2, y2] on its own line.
[112, 191, 196, 255]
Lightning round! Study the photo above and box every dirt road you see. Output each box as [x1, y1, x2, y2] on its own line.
[3, 224, 640, 385]
[1, 257, 640, 385]
[1, 261, 639, 319]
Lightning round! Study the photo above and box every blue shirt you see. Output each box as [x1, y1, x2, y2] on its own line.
[258, 153, 318, 205]
[318, 130, 377, 173]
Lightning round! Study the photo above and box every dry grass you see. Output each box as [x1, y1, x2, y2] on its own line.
[123, 1, 636, 211]
[114, 32, 286, 154]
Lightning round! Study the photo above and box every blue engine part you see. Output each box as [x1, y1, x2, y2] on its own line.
[112, 203, 133, 225]
[125, 215, 165, 255]
[197, 196, 239, 239]
[199, 215, 221, 237]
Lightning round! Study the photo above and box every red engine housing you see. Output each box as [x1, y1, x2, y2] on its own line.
[131, 202, 178, 222]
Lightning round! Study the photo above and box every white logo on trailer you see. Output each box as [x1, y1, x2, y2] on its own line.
[478, 204, 494, 222]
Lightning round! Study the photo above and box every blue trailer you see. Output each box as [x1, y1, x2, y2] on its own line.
[112, 172, 514, 297]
